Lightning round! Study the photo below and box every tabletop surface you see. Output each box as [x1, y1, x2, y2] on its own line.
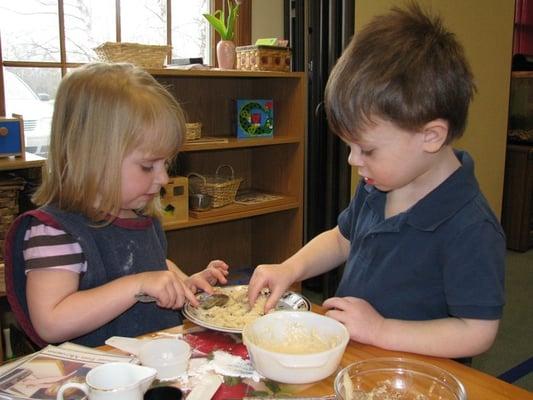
[100, 305, 533, 400]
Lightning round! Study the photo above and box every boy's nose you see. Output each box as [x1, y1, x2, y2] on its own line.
[348, 151, 364, 167]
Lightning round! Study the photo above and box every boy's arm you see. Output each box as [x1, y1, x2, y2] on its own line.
[286, 226, 351, 281]
[324, 296, 499, 358]
[249, 226, 350, 310]
[377, 316, 499, 357]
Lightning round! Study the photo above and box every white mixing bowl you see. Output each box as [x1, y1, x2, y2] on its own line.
[242, 311, 349, 384]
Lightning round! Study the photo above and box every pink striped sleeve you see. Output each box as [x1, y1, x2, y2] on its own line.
[23, 222, 87, 274]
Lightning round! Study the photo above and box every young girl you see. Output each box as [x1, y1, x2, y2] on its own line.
[5, 63, 229, 347]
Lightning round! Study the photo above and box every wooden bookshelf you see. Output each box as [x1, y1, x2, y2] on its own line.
[0, 153, 45, 172]
[151, 70, 307, 275]
[511, 71, 533, 79]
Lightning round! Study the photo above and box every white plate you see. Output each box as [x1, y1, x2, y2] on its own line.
[182, 285, 310, 333]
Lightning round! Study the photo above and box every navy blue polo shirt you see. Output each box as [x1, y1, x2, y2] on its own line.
[336, 150, 505, 321]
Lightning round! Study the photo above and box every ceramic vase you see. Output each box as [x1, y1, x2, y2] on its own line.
[217, 40, 236, 69]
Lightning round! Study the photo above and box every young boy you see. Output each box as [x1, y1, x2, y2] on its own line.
[248, 3, 505, 359]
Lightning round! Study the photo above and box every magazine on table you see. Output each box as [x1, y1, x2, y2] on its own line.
[0, 343, 136, 400]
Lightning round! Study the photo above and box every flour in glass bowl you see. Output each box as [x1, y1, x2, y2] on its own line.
[342, 375, 428, 400]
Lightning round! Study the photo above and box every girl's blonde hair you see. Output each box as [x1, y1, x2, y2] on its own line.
[33, 62, 185, 222]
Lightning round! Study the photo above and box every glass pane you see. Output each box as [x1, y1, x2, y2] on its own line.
[171, 0, 211, 63]
[121, 0, 167, 45]
[0, 1, 60, 62]
[64, 0, 115, 63]
[4, 68, 60, 157]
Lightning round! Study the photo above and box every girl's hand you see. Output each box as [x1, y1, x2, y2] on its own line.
[248, 263, 294, 313]
[323, 296, 385, 345]
[185, 259, 229, 294]
[138, 270, 197, 309]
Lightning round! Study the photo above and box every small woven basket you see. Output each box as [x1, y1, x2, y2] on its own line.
[236, 45, 291, 72]
[188, 165, 243, 208]
[0, 177, 25, 263]
[185, 122, 202, 141]
[94, 42, 170, 69]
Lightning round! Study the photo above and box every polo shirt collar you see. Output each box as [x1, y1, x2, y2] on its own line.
[407, 150, 479, 231]
[364, 150, 479, 232]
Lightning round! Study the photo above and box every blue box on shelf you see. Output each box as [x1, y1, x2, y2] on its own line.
[0, 116, 25, 157]
[236, 99, 274, 139]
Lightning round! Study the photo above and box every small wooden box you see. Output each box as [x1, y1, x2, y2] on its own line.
[236, 45, 291, 72]
[160, 176, 188, 222]
[0, 117, 25, 158]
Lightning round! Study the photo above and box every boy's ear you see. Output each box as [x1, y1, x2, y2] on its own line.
[421, 119, 449, 153]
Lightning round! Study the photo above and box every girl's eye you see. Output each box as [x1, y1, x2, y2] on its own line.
[141, 164, 154, 172]
[361, 148, 374, 156]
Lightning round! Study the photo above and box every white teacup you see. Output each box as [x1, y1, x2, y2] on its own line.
[138, 339, 191, 381]
[56, 362, 156, 400]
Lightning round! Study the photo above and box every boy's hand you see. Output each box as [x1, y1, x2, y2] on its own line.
[185, 259, 229, 295]
[138, 270, 197, 309]
[323, 296, 385, 345]
[248, 263, 294, 313]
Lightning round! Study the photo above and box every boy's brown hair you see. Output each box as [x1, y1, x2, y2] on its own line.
[325, 2, 475, 144]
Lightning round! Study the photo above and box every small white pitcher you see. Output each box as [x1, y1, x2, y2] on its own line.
[56, 362, 157, 400]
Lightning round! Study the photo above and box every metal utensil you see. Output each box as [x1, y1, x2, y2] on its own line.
[135, 293, 158, 303]
[199, 293, 229, 309]
[135, 292, 229, 309]
[189, 193, 213, 211]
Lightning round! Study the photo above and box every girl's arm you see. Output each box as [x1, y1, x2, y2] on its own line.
[26, 267, 194, 343]
[166, 259, 230, 294]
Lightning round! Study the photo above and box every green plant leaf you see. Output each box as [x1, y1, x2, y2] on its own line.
[226, 0, 240, 41]
[203, 1, 239, 41]
[203, 11, 229, 39]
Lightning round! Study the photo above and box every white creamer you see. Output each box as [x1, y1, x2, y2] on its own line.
[56, 362, 156, 400]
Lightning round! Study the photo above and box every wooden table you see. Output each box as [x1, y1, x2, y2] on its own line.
[101, 305, 533, 400]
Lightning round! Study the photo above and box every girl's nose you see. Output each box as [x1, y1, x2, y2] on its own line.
[156, 167, 170, 186]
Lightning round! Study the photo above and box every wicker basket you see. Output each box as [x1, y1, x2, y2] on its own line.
[0, 178, 25, 263]
[185, 122, 202, 141]
[188, 165, 243, 208]
[236, 45, 291, 72]
[94, 42, 170, 69]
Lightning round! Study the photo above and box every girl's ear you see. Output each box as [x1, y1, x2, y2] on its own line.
[421, 118, 449, 153]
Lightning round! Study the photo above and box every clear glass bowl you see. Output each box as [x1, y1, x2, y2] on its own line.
[334, 357, 467, 400]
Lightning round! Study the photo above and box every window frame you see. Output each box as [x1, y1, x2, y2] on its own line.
[0, 0, 251, 116]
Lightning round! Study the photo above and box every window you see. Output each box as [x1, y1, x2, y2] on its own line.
[0, 0, 251, 157]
